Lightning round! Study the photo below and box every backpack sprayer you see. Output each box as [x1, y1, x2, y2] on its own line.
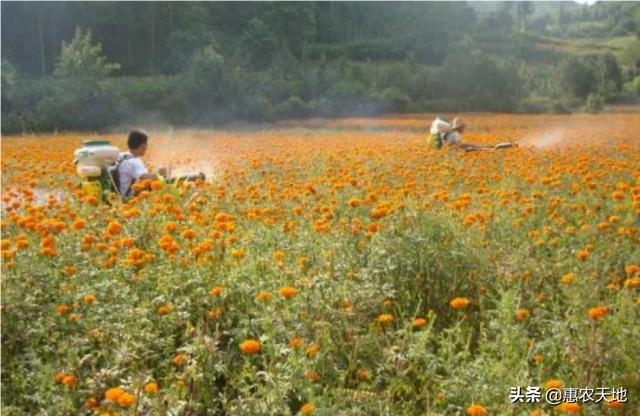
[428, 116, 451, 149]
[74, 139, 207, 203]
[74, 140, 121, 202]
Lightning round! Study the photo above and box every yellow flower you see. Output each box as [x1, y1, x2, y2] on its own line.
[376, 313, 394, 324]
[231, 248, 245, 259]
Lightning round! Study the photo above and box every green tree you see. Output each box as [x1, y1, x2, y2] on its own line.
[180, 45, 227, 122]
[240, 18, 278, 70]
[556, 57, 597, 99]
[54, 27, 120, 79]
[515, 2, 534, 33]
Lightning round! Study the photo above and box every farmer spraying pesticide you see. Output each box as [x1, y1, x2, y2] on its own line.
[74, 130, 205, 202]
[428, 117, 517, 152]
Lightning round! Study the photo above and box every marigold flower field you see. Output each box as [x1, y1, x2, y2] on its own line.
[1, 113, 639, 415]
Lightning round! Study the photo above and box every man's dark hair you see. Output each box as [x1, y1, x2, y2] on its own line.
[127, 130, 148, 150]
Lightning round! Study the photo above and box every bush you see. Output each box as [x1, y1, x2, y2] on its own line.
[585, 93, 604, 113]
[366, 215, 486, 328]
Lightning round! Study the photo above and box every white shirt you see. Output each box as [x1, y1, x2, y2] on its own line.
[444, 131, 462, 145]
[117, 153, 148, 196]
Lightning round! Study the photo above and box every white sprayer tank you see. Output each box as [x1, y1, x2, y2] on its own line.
[74, 140, 120, 178]
[430, 117, 451, 135]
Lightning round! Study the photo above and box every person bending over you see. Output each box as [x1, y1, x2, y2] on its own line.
[429, 117, 517, 152]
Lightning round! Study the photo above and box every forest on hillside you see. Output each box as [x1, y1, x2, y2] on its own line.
[2, 1, 640, 133]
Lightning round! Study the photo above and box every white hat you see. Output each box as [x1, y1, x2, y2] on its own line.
[451, 118, 465, 131]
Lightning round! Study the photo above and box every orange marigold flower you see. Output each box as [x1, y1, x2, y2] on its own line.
[305, 344, 319, 357]
[117, 392, 136, 407]
[157, 304, 173, 315]
[231, 248, 245, 259]
[466, 404, 487, 416]
[515, 308, 530, 321]
[105, 387, 125, 401]
[107, 221, 122, 235]
[611, 191, 625, 201]
[305, 370, 320, 382]
[239, 339, 261, 354]
[61, 374, 77, 386]
[256, 290, 272, 301]
[54, 372, 67, 383]
[299, 403, 315, 414]
[450, 297, 471, 310]
[605, 399, 624, 408]
[72, 219, 86, 230]
[172, 353, 188, 366]
[576, 250, 589, 261]
[84, 397, 98, 409]
[412, 317, 427, 328]
[279, 286, 298, 299]
[210, 286, 224, 297]
[556, 402, 580, 413]
[150, 180, 164, 190]
[208, 308, 222, 318]
[56, 304, 71, 314]
[587, 305, 608, 320]
[83, 294, 96, 304]
[63, 265, 77, 276]
[355, 368, 370, 381]
[376, 313, 394, 324]
[544, 379, 563, 390]
[624, 277, 640, 289]
[561, 273, 575, 284]
[290, 337, 304, 349]
[625, 264, 639, 275]
[181, 229, 196, 239]
[144, 382, 159, 394]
